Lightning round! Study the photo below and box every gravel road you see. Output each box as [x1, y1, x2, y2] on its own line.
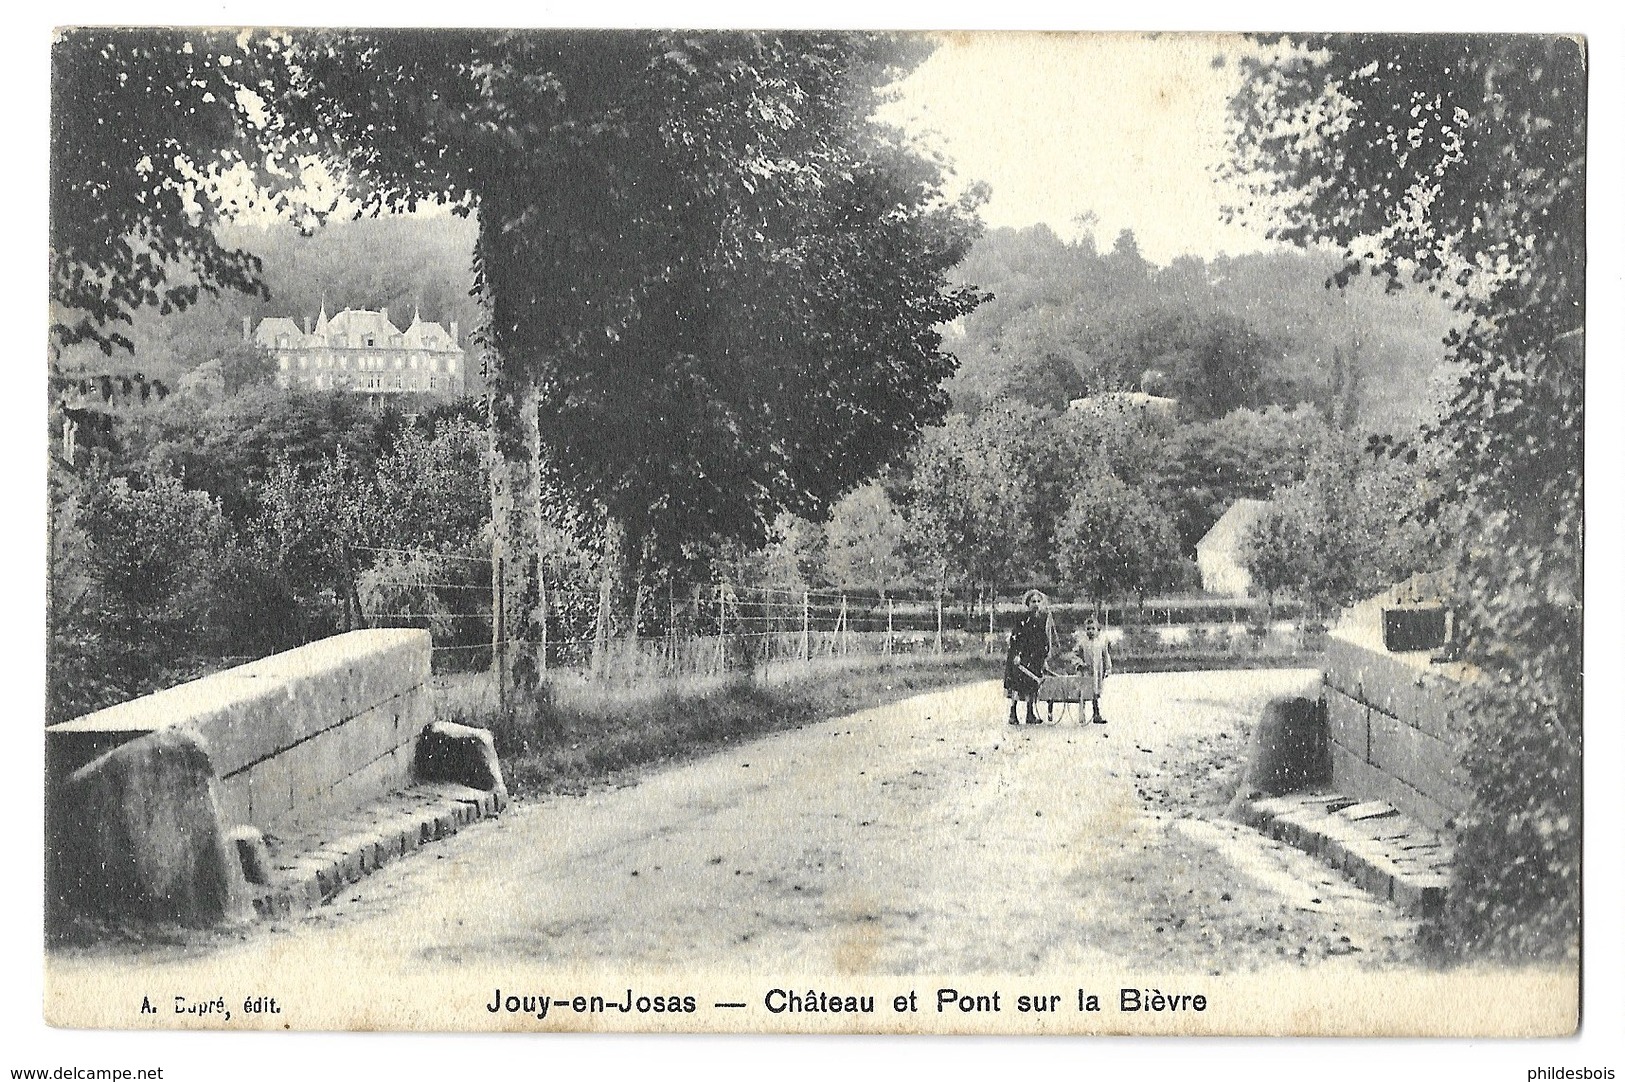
[51, 668, 1420, 991]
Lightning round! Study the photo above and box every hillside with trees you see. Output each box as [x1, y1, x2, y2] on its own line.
[52, 214, 482, 391]
[48, 29, 982, 717]
[944, 224, 1458, 431]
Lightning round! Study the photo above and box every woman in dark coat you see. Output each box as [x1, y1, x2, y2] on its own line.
[1005, 589, 1059, 725]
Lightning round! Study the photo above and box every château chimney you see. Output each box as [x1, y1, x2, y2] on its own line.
[381, 306, 390, 327]
[304, 316, 312, 335]
[242, 317, 251, 343]
[450, 321, 459, 344]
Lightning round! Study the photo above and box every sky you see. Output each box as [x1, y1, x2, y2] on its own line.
[233, 31, 1277, 268]
[882, 32, 1278, 265]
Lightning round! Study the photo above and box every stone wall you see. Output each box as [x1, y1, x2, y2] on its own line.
[48, 630, 432, 835]
[1322, 633, 1472, 831]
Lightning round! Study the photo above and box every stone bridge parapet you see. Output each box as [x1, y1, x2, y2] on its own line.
[46, 630, 499, 927]
[1321, 578, 1472, 831]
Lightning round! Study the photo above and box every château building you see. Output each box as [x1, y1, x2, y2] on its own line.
[249, 306, 468, 403]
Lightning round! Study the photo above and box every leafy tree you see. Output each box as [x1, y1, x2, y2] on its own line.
[260, 30, 984, 663]
[1053, 473, 1182, 606]
[129, 385, 394, 522]
[1240, 441, 1435, 618]
[822, 483, 908, 594]
[900, 404, 1048, 607]
[368, 417, 489, 552]
[717, 513, 826, 593]
[49, 29, 314, 355]
[253, 416, 493, 631]
[1144, 310, 1271, 421]
[1241, 502, 1315, 610]
[48, 472, 234, 720]
[1160, 404, 1332, 551]
[1230, 34, 1584, 958]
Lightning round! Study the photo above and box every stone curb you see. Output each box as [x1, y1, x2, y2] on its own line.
[1240, 790, 1453, 917]
[248, 782, 508, 919]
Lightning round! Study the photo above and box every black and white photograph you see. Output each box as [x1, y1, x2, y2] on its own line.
[15, 10, 1620, 1073]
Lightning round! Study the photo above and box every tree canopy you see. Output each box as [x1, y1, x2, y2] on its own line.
[256, 31, 984, 559]
[50, 29, 990, 684]
[1228, 33, 1584, 959]
[50, 30, 316, 355]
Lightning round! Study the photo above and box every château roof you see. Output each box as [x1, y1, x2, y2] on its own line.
[326, 308, 400, 342]
[402, 312, 454, 350]
[252, 317, 303, 347]
[252, 308, 462, 352]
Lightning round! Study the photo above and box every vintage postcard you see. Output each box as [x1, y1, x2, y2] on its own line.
[37, 26, 1590, 1049]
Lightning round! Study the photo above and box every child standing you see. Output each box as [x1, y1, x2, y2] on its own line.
[1079, 615, 1112, 724]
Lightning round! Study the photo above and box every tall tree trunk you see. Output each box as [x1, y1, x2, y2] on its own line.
[627, 536, 651, 643]
[485, 405, 514, 697]
[592, 515, 626, 677]
[475, 203, 541, 691]
[626, 537, 652, 676]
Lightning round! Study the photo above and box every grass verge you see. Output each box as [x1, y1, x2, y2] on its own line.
[434, 654, 998, 797]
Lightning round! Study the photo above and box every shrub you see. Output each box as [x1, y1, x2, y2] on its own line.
[48, 474, 233, 721]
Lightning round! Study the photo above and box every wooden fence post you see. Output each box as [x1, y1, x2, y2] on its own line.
[935, 592, 944, 655]
[886, 595, 894, 657]
[715, 584, 728, 675]
[802, 590, 811, 663]
[667, 581, 677, 676]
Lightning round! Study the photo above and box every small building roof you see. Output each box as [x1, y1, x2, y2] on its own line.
[1196, 498, 1271, 555]
[1068, 391, 1179, 412]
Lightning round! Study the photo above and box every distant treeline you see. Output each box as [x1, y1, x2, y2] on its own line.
[53, 214, 482, 388]
[946, 224, 1458, 431]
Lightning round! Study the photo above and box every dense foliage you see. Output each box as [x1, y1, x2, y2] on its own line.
[718, 398, 1425, 617]
[1230, 34, 1585, 959]
[47, 392, 490, 721]
[49, 29, 990, 701]
[50, 30, 271, 354]
[1243, 440, 1438, 616]
[946, 223, 1457, 428]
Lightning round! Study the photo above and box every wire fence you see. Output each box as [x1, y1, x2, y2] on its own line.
[358, 547, 977, 684]
[348, 545, 1327, 693]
